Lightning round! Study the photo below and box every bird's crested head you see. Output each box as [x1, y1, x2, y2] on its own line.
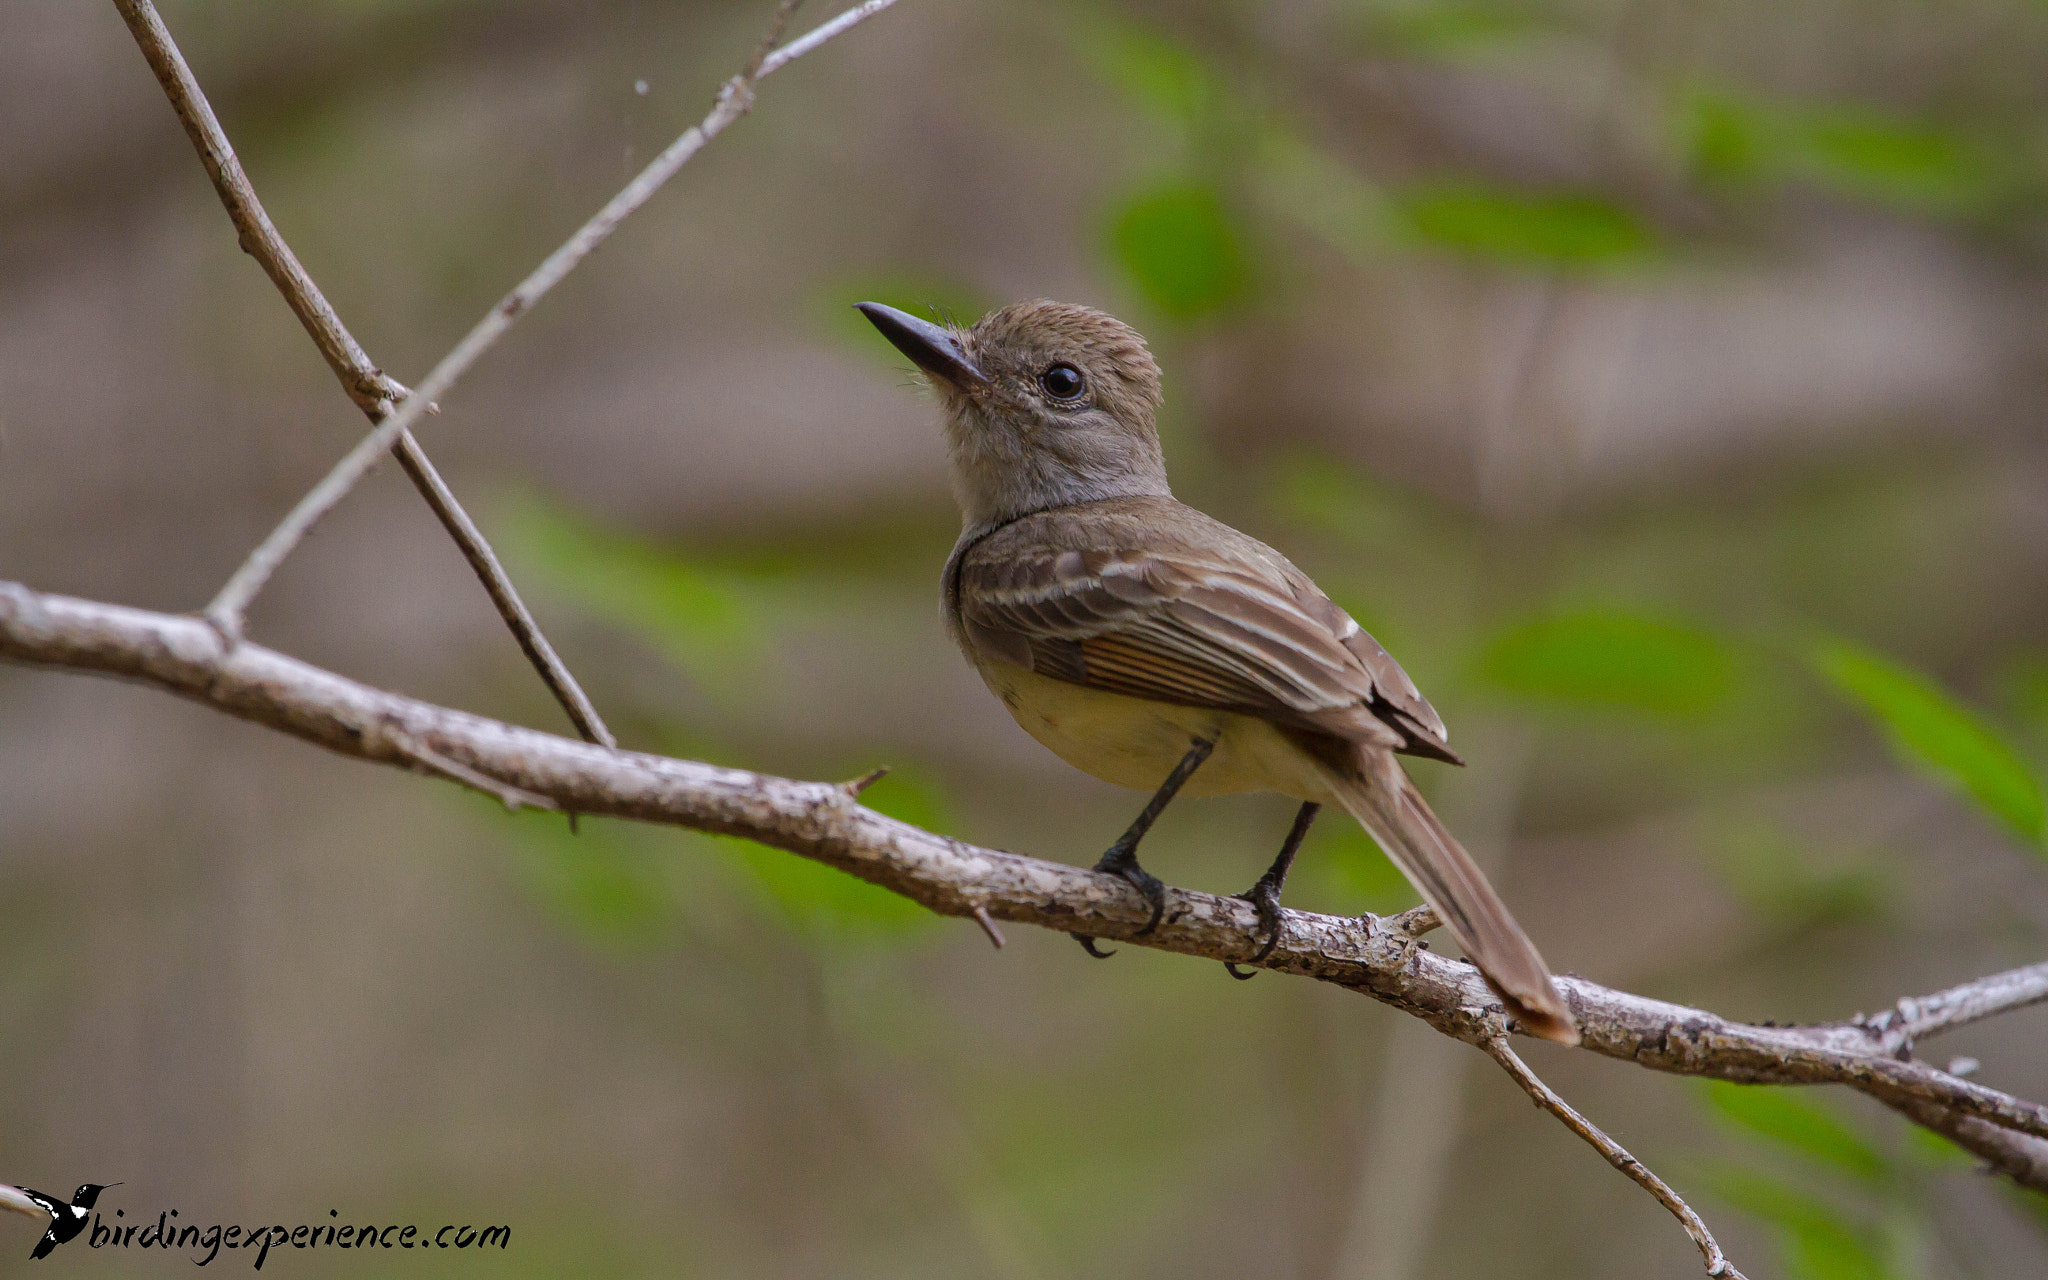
[857, 299, 1169, 528]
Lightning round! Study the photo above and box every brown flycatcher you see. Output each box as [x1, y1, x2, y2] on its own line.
[858, 298, 1576, 1044]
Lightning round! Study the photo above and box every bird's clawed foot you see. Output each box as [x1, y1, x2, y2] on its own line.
[1068, 735, 1213, 961]
[1224, 875, 1286, 980]
[1069, 841, 1169, 958]
[1222, 801, 1318, 981]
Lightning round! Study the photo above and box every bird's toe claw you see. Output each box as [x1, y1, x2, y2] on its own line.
[1223, 881, 1285, 979]
[1128, 872, 1167, 937]
[1093, 847, 1168, 938]
[1071, 932, 1117, 959]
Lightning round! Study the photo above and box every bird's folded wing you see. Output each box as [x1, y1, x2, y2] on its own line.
[955, 508, 1452, 756]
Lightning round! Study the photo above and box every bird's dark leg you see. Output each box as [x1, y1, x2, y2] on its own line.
[1072, 734, 1216, 957]
[1225, 801, 1320, 980]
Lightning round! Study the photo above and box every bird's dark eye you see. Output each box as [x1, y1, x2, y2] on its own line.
[1038, 362, 1085, 401]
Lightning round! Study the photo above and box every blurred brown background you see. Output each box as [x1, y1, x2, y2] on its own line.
[4, 0, 2048, 1276]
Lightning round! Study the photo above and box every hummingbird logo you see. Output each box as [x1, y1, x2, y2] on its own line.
[9, 1184, 118, 1260]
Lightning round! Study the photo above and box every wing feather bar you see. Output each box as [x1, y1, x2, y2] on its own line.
[962, 547, 1378, 719]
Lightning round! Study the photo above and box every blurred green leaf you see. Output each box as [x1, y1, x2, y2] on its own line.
[1689, 93, 1763, 181]
[1903, 1123, 1975, 1172]
[1474, 610, 1736, 717]
[1079, 15, 1397, 271]
[1298, 818, 1418, 915]
[2001, 1180, 2048, 1236]
[1397, 182, 1655, 269]
[508, 813, 678, 949]
[1701, 1080, 1889, 1183]
[500, 497, 758, 683]
[1802, 113, 1976, 207]
[1810, 638, 2046, 845]
[1107, 182, 1252, 320]
[1683, 90, 1994, 214]
[1700, 1167, 1886, 1280]
[1073, 16, 1223, 124]
[734, 843, 933, 938]
[1363, 0, 1556, 58]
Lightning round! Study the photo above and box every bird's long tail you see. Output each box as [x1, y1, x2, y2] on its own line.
[1318, 746, 1578, 1045]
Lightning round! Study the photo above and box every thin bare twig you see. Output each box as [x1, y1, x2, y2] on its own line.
[1857, 961, 2048, 1055]
[759, 0, 896, 74]
[387, 727, 558, 812]
[199, 0, 898, 638]
[842, 765, 892, 796]
[971, 904, 1006, 949]
[1387, 903, 1440, 937]
[384, 438, 615, 746]
[7, 579, 2048, 1192]
[110, 0, 616, 750]
[109, 0, 396, 415]
[1485, 1039, 1750, 1279]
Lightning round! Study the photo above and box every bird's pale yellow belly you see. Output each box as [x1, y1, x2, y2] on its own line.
[976, 661, 1339, 804]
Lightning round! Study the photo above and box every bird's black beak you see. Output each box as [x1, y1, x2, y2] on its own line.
[855, 302, 990, 391]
